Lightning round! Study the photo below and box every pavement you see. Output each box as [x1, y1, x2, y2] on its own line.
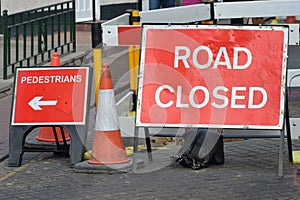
[0, 27, 300, 199]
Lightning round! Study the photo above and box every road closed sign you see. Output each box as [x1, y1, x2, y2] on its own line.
[11, 66, 90, 125]
[136, 25, 289, 129]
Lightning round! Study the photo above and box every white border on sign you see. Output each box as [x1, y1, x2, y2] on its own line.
[11, 66, 90, 125]
[136, 25, 289, 129]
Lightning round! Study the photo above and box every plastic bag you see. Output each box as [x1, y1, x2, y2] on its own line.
[172, 128, 224, 170]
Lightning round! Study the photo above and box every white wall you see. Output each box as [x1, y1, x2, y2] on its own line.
[2, 0, 69, 14]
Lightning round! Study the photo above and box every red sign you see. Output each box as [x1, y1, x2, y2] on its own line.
[11, 67, 90, 125]
[118, 26, 142, 46]
[136, 25, 288, 129]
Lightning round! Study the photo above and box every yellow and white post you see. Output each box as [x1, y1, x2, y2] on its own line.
[128, 10, 140, 115]
[94, 48, 102, 108]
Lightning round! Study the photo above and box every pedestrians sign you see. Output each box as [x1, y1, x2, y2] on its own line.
[136, 25, 289, 129]
[11, 67, 90, 125]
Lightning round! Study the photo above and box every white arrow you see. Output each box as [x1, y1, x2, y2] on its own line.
[28, 96, 58, 111]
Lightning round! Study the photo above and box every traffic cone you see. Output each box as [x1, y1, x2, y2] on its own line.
[286, 16, 296, 24]
[88, 63, 130, 165]
[36, 52, 71, 142]
[252, 17, 264, 25]
[50, 52, 61, 66]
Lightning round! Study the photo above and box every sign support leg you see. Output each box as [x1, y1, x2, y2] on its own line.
[144, 127, 153, 162]
[133, 126, 140, 172]
[285, 90, 293, 162]
[63, 125, 87, 166]
[9, 125, 88, 167]
[9, 126, 34, 167]
[278, 129, 284, 177]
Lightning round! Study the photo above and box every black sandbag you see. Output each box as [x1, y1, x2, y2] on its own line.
[173, 128, 224, 169]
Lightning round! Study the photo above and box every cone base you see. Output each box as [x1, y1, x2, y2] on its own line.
[88, 156, 130, 165]
[36, 136, 70, 143]
[25, 130, 70, 153]
[36, 127, 70, 143]
[75, 159, 144, 174]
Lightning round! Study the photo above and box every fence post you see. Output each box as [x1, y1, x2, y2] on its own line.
[2, 10, 8, 79]
[71, 0, 76, 52]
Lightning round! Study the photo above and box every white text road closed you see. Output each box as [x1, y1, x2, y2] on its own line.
[174, 46, 252, 70]
[136, 25, 289, 129]
[155, 85, 267, 109]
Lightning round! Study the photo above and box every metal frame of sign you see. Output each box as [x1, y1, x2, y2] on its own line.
[136, 24, 289, 130]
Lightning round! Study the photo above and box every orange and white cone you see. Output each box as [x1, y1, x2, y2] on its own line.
[88, 63, 130, 165]
[50, 52, 61, 66]
[286, 16, 296, 24]
[36, 52, 71, 142]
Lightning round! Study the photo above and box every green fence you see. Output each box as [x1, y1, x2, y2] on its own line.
[2, 0, 76, 79]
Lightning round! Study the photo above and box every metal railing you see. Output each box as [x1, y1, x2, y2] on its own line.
[2, 0, 76, 79]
